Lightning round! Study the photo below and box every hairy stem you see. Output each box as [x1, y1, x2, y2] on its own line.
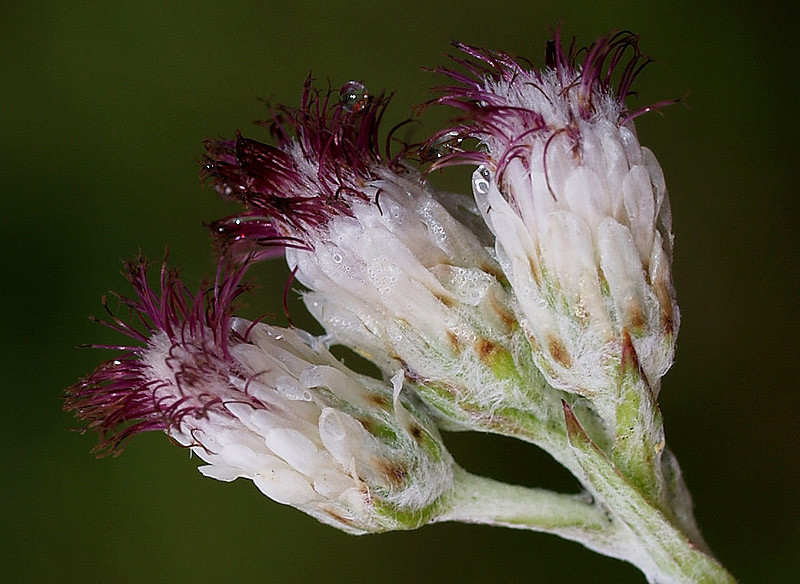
[468, 404, 736, 583]
[562, 402, 737, 584]
[438, 467, 637, 561]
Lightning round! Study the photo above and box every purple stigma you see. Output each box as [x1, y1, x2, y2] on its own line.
[422, 31, 669, 175]
[64, 258, 254, 456]
[201, 76, 411, 256]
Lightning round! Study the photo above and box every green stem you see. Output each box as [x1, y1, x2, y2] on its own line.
[438, 467, 637, 563]
[415, 366, 736, 581]
[473, 405, 736, 583]
[562, 402, 737, 584]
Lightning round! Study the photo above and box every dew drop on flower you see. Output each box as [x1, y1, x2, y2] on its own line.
[425, 131, 464, 160]
[473, 166, 491, 196]
[339, 81, 369, 112]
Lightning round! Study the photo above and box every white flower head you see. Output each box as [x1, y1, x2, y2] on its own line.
[200, 80, 557, 430]
[66, 260, 454, 534]
[427, 32, 679, 405]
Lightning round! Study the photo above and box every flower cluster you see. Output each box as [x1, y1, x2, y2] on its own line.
[66, 31, 735, 583]
[66, 258, 454, 533]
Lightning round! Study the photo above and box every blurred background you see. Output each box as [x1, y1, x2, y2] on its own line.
[2, 1, 797, 582]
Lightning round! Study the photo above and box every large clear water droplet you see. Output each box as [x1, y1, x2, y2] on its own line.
[472, 165, 491, 196]
[339, 81, 369, 112]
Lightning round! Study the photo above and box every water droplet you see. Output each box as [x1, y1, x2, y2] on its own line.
[425, 130, 464, 160]
[276, 376, 313, 401]
[320, 410, 347, 441]
[331, 253, 343, 264]
[472, 166, 491, 196]
[339, 81, 370, 113]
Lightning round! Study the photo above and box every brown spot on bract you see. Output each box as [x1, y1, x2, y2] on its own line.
[571, 140, 583, 162]
[620, 329, 640, 370]
[378, 460, 407, 487]
[367, 393, 390, 408]
[654, 280, 674, 335]
[446, 330, 461, 352]
[627, 302, 646, 331]
[527, 255, 541, 286]
[597, 266, 608, 287]
[359, 418, 377, 435]
[548, 336, 572, 367]
[408, 424, 424, 442]
[434, 293, 455, 308]
[475, 338, 501, 362]
[481, 262, 504, 281]
[661, 309, 674, 336]
[490, 293, 515, 332]
[324, 509, 355, 526]
[401, 367, 425, 385]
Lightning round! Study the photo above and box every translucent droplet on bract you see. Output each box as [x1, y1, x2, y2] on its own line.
[339, 81, 369, 112]
[472, 165, 491, 196]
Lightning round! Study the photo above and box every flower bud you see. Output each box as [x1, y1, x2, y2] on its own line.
[429, 33, 679, 410]
[201, 80, 561, 432]
[65, 260, 454, 534]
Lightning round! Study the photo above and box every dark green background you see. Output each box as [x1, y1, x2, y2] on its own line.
[3, 1, 797, 582]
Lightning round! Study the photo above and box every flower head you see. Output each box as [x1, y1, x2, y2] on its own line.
[65, 259, 455, 534]
[201, 80, 560, 432]
[427, 32, 679, 408]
